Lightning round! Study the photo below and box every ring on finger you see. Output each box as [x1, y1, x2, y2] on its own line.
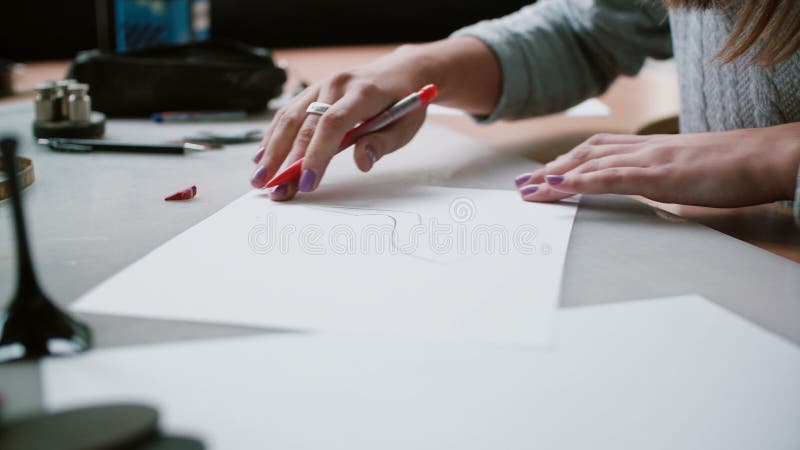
[306, 102, 332, 116]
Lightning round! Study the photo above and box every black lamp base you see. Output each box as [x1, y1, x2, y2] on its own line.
[0, 136, 91, 364]
[0, 293, 91, 363]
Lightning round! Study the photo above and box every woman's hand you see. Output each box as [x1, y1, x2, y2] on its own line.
[515, 123, 800, 207]
[251, 37, 501, 201]
[250, 49, 427, 201]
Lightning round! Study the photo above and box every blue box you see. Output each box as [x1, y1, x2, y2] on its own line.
[114, 0, 210, 52]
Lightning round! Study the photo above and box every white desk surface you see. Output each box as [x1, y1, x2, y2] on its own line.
[1, 102, 798, 438]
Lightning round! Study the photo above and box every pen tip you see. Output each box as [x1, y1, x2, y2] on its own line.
[419, 84, 439, 104]
[183, 143, 208, 151]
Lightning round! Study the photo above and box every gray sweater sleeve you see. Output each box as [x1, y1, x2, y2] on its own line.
[452, 0, 673, 122]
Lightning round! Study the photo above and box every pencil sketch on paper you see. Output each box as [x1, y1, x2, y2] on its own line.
[302, 204, 467, 265]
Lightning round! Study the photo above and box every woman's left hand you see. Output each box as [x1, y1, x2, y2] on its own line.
[515, 123, 800, 207]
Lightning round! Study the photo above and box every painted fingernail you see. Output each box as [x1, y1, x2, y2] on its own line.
[250, 165, 269, 188]
[298, 168, 317, 192]
[366, 144, 377, 163]
[252, 146, 265, 164]
[545, 174, 565, 185]
[514, 173, 532, 186]
[272, 183, 289, 197]
[519, 185, 539, 196]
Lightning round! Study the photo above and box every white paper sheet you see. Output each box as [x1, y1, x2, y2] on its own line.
[71, 185, 576, 345]
[427, 104, 470, 116]
[44, 295, 800, 450]
[565, 98, 611, 117]
[427, 98, 611, 117]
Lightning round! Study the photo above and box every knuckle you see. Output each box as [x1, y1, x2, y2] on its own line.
[319, 108, 349, 130]
[277, 112, 302, 129]
[353, 81, 380, 98]
[648, 164, 672, 179]
[269, 109, 284, 124]
[295, 125, 315, 145]
[587, 133, 612, 146]
[265, 110, 283, 131]
[659, 144, 680, 156]
[569, 146, 592, 163]
[647, 144, 678, 163]
[329, 71, 353, 87]
[577, 159, 598, 173]
[600, 168, 625, 186]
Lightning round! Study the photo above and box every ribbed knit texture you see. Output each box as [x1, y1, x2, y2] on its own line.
[670, 6, 800, 133]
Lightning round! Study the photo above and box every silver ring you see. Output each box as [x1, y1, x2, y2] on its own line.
[306, 102, 332, 116]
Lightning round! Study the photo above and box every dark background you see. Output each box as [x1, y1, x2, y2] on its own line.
[0, 0, 531, 61]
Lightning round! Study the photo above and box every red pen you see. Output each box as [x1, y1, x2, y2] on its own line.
[265, 83, 439, 188]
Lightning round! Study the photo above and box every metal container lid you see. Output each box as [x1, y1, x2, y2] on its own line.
[67, 83, 89, 94]
[34, 82, 56, 94]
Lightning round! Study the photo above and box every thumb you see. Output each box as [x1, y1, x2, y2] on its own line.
[352, 107, 427, 172]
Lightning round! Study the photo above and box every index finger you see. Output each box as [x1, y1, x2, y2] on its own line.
[298, 85, 395, 192]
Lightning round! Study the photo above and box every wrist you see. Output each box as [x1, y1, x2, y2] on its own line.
[391, 38, 501, 115]
[388, 43, 441, 94]
[768, 123, 800, 200]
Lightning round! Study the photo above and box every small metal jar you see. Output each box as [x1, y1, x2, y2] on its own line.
[34, 81, 57, 121]
[67, 83, 91, 122]
[53, 79, 76, 120]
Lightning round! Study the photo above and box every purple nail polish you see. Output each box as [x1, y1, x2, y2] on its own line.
[250, 165, 269, 188]
[298, 168, 317, 192]
[272, 183, 289, 196]
[514, 173, 532, 186]
[366, 144, 377, 163]
[545, 174, 565, 185]
[252, 146, 265, 164]
[519, 185, 539, 196]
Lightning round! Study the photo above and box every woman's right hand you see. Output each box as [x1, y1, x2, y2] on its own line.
[250, 37, 502, 201]
[250, 46, 434, 201]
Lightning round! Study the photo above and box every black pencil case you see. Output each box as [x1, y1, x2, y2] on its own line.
[67, 39, 287, 117]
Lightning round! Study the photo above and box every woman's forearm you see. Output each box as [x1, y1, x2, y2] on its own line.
[393, 37, 502, 117]
[764, 122, 800, 201]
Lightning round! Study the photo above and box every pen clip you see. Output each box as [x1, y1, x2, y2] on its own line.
[50, 143, 93, 153]
[37, 138, 90, 152]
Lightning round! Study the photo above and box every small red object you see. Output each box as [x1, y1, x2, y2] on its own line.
[165, 185, 197, 201]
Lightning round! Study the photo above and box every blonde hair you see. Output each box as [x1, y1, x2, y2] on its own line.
[666, 0, 800, 65]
